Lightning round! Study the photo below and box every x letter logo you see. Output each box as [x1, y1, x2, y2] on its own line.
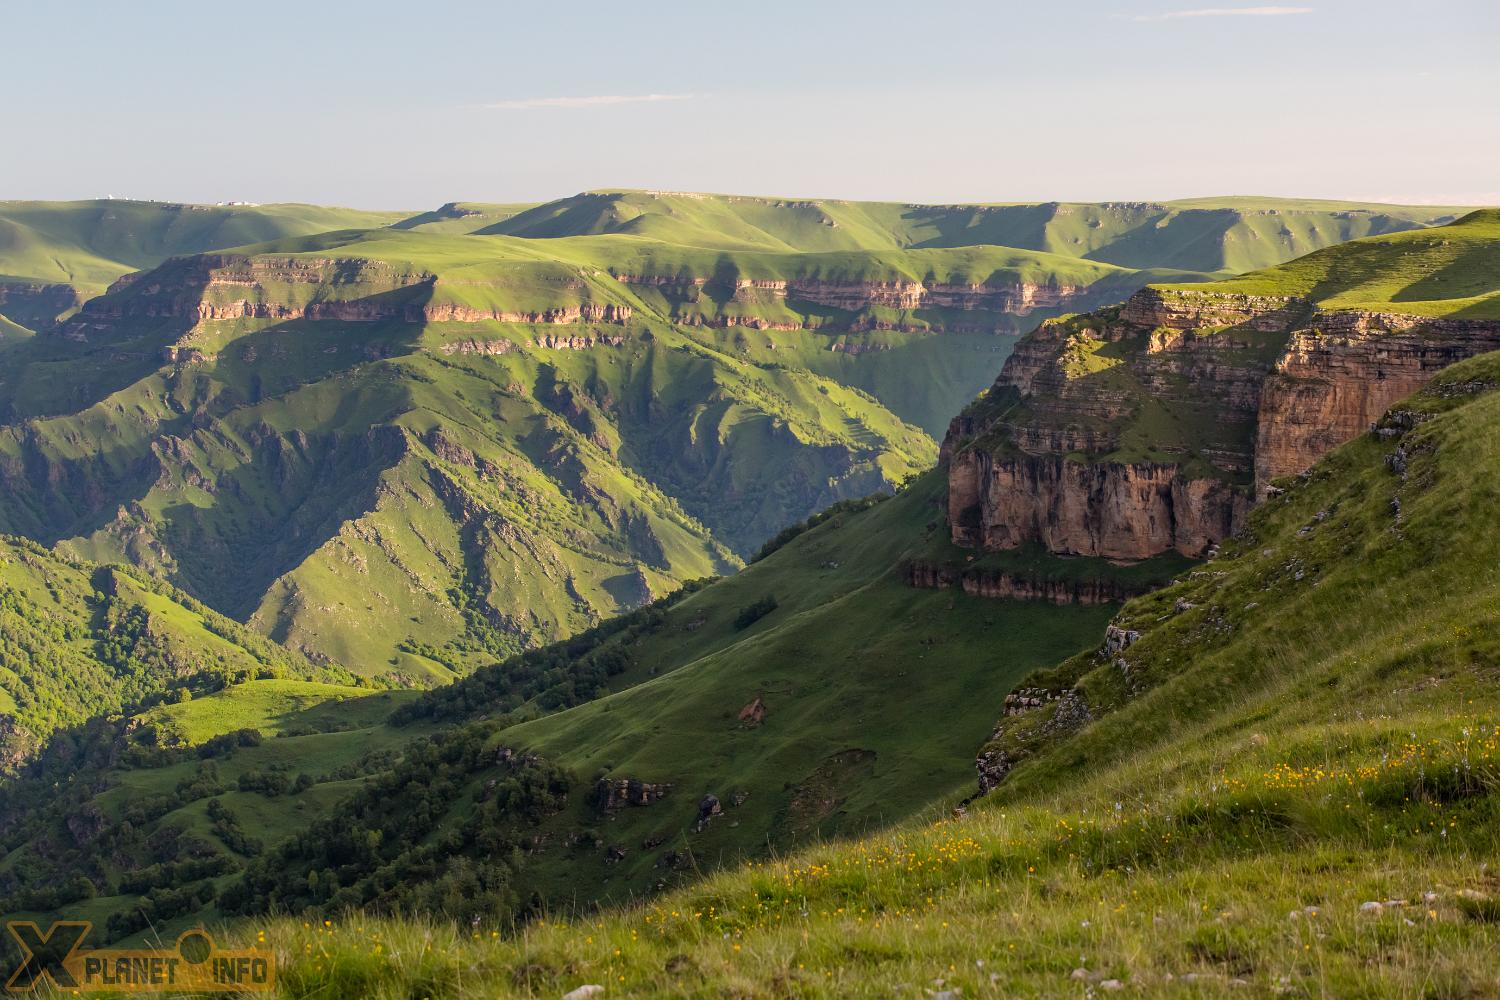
[5, 921, 90, 992]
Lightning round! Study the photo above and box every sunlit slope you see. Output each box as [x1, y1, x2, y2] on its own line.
[0, 200, 408, 319]
[1164, 208, 1500, 318]
[0, 468, 1167, 943]
[0, 535, 363, 764]
[491, 190, 1466, 269]
[215, 472, 1177, 925]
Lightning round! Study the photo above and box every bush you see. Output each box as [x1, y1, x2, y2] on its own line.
[733, 595, 778, 631]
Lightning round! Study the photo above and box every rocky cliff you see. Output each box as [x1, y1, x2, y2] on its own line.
[614, 273, 1104, 335]
[0, 282, 80, 330]
[944, 285, 1500, 561]
[58, 256, 634, 343]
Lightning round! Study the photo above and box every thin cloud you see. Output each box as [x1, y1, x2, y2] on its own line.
[481, 93, 697, 111]
[1129, 6, 1313, 21]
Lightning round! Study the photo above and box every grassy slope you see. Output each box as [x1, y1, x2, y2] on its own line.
[215, 349, 1500, 999]
[391, 202, 541, 234]
[139, 679, 392, 745]
[0, 535, 365, 758]
[0, 232, 947, 673]
[1164, 208, 1500, 318]
[492, 190, 1466, 270]
[497, 475, 1123, 895]
[0, 200, 407, 296]
[0, 473, 1163, 948]
[0, 313, 30, 343]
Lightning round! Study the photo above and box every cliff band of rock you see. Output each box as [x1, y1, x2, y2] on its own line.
[943, 286, 1500, 560]
[615, 274, 1099, 335]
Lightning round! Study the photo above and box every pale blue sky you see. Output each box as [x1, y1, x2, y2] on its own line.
[4, 0, 1497, 208]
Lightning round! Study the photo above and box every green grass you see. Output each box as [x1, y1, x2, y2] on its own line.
[10, 351, 1500, 993]
[140, 680, 404, 745]
[0, 537, 365, 756]
[0, 312, 32, 343]
[0, 237, 945, 671]
[1161, 209, 1500, 318]
[0, 194, 1473, 676]
[0, 471, 1125, 946]
[490, 190, 1465, 272]
[0, 200, 408, 317]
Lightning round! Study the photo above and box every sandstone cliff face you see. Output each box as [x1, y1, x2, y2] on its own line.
[59, 256, 633, 343]
[615, 274, 1095, 334]
[945, 288, 1500, 560]
[1255, 316, 1500, 492]
[948, 449, 1249, 560]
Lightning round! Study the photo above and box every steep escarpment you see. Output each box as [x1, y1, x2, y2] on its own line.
[943, 212, 1500, 561]
[615, 272, 1098, 334]
[61, 252, 637, 342]
[0, 281, 80, 330]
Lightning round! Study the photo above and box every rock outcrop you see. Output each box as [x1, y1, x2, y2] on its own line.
[57, 255, 634, 343]
[593, 777, 673, 812]
[903, 560, 1145, 605]
[615, 274, 1099, 334]
[0, 281, 80, 329]
[944, 287, 1500, 561]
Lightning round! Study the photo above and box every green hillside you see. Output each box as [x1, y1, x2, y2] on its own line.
[0, 535, 365, 766]
[10, 192, 1387, 676]
[391, 202, 541, 234]
[0, 199, 408, 286]
[492, 190, 1465, 269]
[0, 234, 942, 675]
[1165, 208, 1500, 318]
[202, 349, 1500, 997]
[0, 199, 408, 327]
[0, 470, 1180, 944]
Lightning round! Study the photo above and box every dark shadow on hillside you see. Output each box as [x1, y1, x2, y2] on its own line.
[905, 202, 1062, 250]
[1085, 208, 1239, 271]
[471, 194, 613, 238]
[1389, 243, 1500, 307]
[265, 689, 413, 735]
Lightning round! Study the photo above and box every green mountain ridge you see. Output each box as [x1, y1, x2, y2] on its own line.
[0, 235, 941, 676]
[1163, 207, 1500, 318]
[11, 190, 1431, 678]
[487, 190, 1468, 269]
[0, 200, 409, 328]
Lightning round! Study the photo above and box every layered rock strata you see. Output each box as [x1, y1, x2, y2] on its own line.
[944, 287, 1500, 560]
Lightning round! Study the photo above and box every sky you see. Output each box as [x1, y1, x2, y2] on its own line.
[4, 0, 1498, 210]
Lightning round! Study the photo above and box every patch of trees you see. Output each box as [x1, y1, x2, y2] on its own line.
[749, 493, 890, 563]
[222, 723, 572, 925]
[106, 881, 217, 940]
[394, 578, 716, 725]
[207, 798, 262, 857]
